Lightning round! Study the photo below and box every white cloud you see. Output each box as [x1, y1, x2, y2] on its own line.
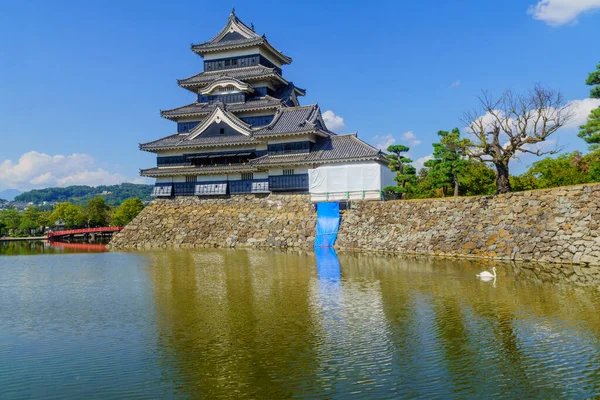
[528, 0, 600, 26]
[0, 151, 139, 191]
[465, 98, 600, 141]
[373, 131, 421, 151]
[402, 131, 422, 147]
[373, 134, 396, 151]
[563, 98, 600, 129]
[322, 110, 345, 131]
[413, 154, 433, 172]
[449, 80, 461, 89]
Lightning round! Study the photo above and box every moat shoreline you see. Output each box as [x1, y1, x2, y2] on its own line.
[108, 184, 600, 273]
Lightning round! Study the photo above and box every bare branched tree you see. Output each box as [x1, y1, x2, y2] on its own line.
[462, 85, 573, 194]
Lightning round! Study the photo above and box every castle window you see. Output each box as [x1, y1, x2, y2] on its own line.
[219, 128, 225, 135]
[241, 173, 254, 181]
[283, 169, 295, 176]
[186, 176, 197, 183]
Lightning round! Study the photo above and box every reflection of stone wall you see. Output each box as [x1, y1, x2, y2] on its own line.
[109, 184, 600, 266]
[337, 184, 600, 266]
[108, 194, 316, 250]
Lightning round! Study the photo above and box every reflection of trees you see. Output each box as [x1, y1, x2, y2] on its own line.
[146, 249, 322, 399]
[145, 247, 600, 398]
[337, 252, 600, 398]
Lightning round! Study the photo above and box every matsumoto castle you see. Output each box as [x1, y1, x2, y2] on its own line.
[142, 10, 395, 201]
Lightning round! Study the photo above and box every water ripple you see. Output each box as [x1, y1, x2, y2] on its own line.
[2, 250, 600, 399]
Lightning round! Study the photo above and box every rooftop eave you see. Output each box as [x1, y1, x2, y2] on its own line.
[190, 38, 292, 65]
[250, 155, 384, 168]
[178, 72, 288, 90]
[141, 165, 262, 177]
[254, 129, 329, 139]
[140, 139, 264, 153]
[160, 104, 281, 121]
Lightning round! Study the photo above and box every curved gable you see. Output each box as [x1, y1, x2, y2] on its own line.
[186, 106, 251, 140]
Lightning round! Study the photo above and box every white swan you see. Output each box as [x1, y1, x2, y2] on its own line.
[476, 267, 497, 280]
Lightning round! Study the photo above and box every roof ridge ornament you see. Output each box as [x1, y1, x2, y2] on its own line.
[230, 7, 235, 16]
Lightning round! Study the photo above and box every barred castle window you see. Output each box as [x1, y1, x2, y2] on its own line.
[283, 169, 295, 176]
[241, 173, 254, 181]
[186, 176, 197, 183]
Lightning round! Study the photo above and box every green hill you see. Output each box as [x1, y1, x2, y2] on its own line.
[14, 183, 153, 206]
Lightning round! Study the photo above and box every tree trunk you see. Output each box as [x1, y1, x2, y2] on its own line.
[453, 175, 459, 196]
[494, 162, 511, 194]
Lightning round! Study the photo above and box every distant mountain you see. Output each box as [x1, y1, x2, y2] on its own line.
[13, 183, 153, 206]
[0, 189, 22, 201]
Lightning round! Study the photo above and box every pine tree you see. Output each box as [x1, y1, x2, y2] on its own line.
[424, 128, 470, 196]
[579, 62, 600, 149]
[384, 144, 417, 198]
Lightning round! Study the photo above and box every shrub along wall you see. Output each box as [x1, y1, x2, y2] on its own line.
[109, 184, 600, 267]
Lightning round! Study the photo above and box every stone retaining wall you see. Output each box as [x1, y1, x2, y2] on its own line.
[109, 184, 600, 266]
[108, 194, 316, 250]
[337, 184, 600, 266]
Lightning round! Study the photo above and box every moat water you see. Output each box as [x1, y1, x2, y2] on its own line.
[2, 242, 600, 399]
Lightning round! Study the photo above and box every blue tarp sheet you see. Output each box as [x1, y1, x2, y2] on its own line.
[314, 202, 340, 248]
[315, 246, 341, 282]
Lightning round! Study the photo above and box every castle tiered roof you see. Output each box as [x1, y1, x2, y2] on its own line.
[190, 9, 292, 65]
[140, 134, 384, 177]
[160, 83, 304, 120]
[178, 66, 285, 89]
[145, 104, 332, 151]
[140, 10, 388, 181]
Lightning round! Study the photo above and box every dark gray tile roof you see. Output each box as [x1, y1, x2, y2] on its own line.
[189, 11, 292, 64]
[178, 66, 282, 88]
[139, 133, 187, 149]
[146, 103, 348, 151]
[250, 134, 385, 166]
[192, 37, 263, 51]
[141, 164, 258, 177]
[161, 96, 282, 119]
[140, 133, 257, 151]
[254, 105, 326, 136]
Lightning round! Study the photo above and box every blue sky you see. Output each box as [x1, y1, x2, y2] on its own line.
[1, 0, 599, 191]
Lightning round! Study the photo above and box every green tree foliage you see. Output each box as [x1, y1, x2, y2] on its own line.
[579, 107, 600, 150]
[510, 174, 539, 193]
[86, 197, 111, 227]
[586, 62, 600, 99]
[0, 207, 54, 237]
[458, 161, 496, 196]
[413, 160, 495, 198]
[19, 206, 40, 234]
[423, 128, 470, 196]
[50, 202, 87, 229]
[111, 198, 145, 226]
[384, 145, 417, 197]
[578, 62, 600, 149]
[510, 151, 600, 191]
[13, 183, 153, 206]
[0, 209, 21, 236]
[527, 152, 590, 188]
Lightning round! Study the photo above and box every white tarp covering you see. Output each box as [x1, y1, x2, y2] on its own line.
[308, 162, 395, 201]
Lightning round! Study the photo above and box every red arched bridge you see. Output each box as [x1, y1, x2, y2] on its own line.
[47, 227, 123, 240]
